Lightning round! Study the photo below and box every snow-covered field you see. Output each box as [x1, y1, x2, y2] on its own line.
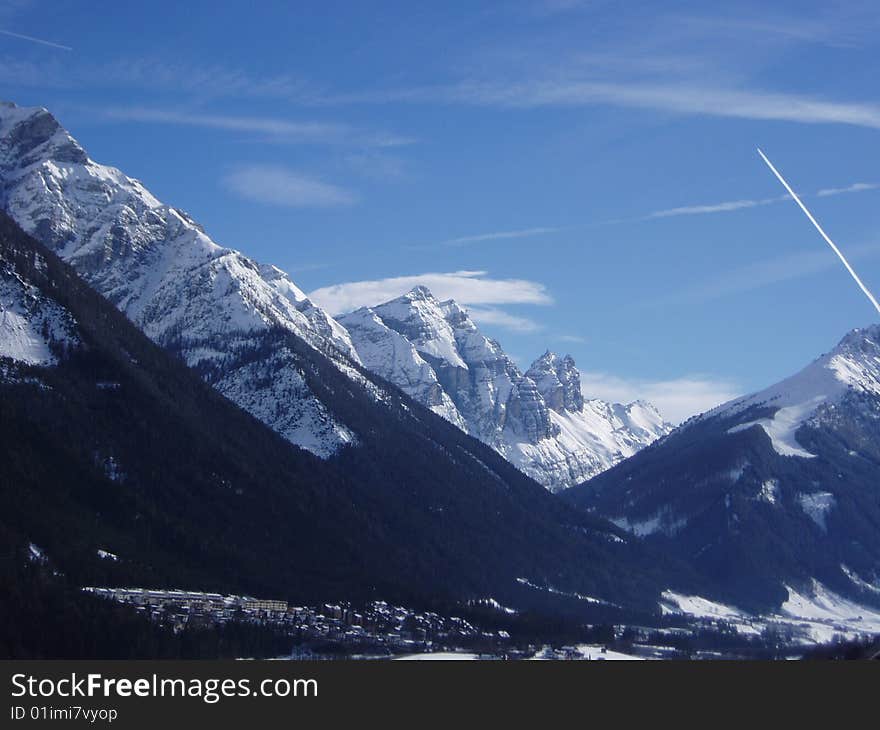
[530, 645, 644, 661]
[394, 652, 480, 661]
[661, 581, 880, 646]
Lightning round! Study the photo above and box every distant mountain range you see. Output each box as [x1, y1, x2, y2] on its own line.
[0, 102, 668, 490]
[6, 99, 880, 652]
[340, 287, 671, 490]
[565, 325, 880, 614]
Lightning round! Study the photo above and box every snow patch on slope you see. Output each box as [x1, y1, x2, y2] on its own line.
[780, 580, 880, 631]
[612, 509, 687, 538]
[660, 590, 744, 620]
[797, 491, 835, 531]
[0, 259, 76, 365]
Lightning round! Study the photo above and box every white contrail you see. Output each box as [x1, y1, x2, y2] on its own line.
[0, 29, 72, 51]
[757, 147, 880, 315]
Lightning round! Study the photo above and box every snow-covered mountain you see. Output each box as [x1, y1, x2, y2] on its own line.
[0, 101, 668, 488]
[565, 324, 880, 612]
[0, 210, 676, 618]
[339, 287, 672, 490]
[705, 325, 880, 458]
[0, 101, 364, 456]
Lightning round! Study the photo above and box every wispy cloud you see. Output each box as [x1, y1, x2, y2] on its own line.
[466, 306, 542, 332]
[309, 270, 552, 316]
[0, 29, 71, 51]
[580, 371, 742, 424]
[647, 181, 879, 220]
[441, 226, 564, 247]
[676, 14, 861, 49]
[647, 195, 786, 219]
[817, 182, 880, 197]
[0, 57, 308, 98]
[222, 165, 357, 208]
[317, 80, 880, 131]
[104, 107, 414, 147]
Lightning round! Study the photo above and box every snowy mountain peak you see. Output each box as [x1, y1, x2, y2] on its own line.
[828, 324, 880, 392]
[342, 289, 671, 490]
[371, 286, 469, 369]
[0, 102, 87, 168]
[704, 323, 880, 458]
[408, 284, 434, 299]
[0, 101, 363, 457]
[526, 350, 585, 413]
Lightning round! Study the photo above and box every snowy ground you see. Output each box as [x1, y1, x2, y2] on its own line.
[530, 645, 644, 661]
[661, 581, 880, 646]
[394, 652, 480, 660]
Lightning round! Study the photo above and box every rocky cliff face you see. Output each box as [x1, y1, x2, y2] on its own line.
[526, 351, 585, 413]
[340, 287, 671, 490]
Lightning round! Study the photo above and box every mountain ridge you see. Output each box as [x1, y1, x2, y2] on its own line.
[564, 324, 880, 612]
[339, 286, 671, 490]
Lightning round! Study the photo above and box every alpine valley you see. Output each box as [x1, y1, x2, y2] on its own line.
[3, 101, 880, 660]
[0, 102, 679, 658]
[0, 208, 675, 658]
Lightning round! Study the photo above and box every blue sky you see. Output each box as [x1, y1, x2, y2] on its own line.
[2, 0, 880, 421]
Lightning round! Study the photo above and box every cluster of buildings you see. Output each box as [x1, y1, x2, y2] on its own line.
[82, 588, 512, 656]
[83, 587, 287, 616]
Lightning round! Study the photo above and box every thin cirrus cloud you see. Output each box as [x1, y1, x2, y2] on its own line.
[0, 57, 305, 97]
[316, 79, 880, 131]
[440, 226, 565, 247]
[308, 270, 553, 323]
[222, 165, 357, 208]
[579, 371, 742, 424]
[441, 180, 879, 246]
[448, 81, 880, 130]
[646, 195, 787, 219]
[103, 107, 414, 147]
[8, 53, 880, 132]
[647, 180, 879, 220]
[817, 182, 879, 197]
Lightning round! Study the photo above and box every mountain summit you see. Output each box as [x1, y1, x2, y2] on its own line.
[565, 325, 880, 612]
[340, 286, 671, 490]
[0, 101, 362, 457]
